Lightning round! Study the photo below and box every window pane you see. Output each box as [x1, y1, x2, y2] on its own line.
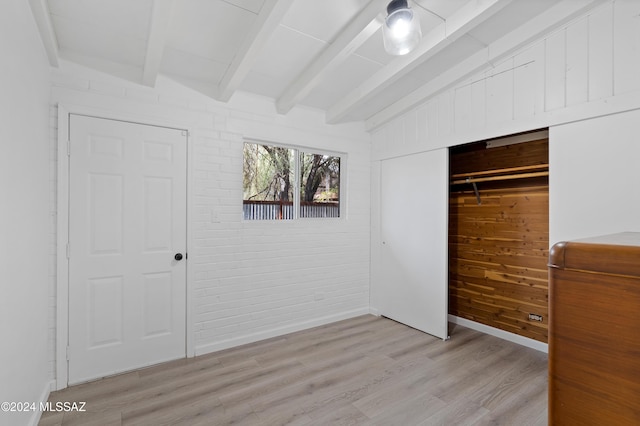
[243, 143, 295, 220]
[299, 152, 340, 218]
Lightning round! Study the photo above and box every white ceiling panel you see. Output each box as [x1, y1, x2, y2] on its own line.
[161, 47, 229, 86]
[222, 0, 265, 14]
[413, 5, 449, 33]
[281, 0, 371, 42]
[248, 24, 326, 86]
[414, 0, 468, 20]
[48, 0, 153, 40]
[303, 54, 385, 110]
[355, 27, 393, 67]
[33, 0, 582, 126]
[168, 0, 258, 64]
[467, 0, 559, 45]
[240, 71, 286, 100]
[51, 15, 147, 68]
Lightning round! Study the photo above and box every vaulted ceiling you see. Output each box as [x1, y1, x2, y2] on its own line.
[29, 0, 601, 128]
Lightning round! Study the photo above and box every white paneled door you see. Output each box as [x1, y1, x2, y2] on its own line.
[379, 149, 449, 340]
[68, 115, 187, 385]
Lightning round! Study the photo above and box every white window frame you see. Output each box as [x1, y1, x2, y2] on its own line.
[243, 139, 346, 221]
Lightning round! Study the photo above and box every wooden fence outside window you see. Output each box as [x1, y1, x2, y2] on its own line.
[243, 200, 339, 220]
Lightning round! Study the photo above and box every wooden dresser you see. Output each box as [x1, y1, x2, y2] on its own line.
[548, 233, 640, 425]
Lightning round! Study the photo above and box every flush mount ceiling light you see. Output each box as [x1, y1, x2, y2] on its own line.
[383, 0, 422, 56]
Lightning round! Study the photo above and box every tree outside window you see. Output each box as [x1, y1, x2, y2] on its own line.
[243, 142, 341, 220]
[299, 152, 340, 218]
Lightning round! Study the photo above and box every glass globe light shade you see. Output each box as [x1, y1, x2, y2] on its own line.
[383, 2, 422, 55]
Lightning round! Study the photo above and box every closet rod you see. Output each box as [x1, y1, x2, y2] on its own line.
[451, 171, 549, 185]
[450, 164, 549, 180]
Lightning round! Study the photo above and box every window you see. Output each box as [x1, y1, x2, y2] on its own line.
[299, 152, 340, 218]
[243, 143, 295, 219]
[243, 142, 341, 220]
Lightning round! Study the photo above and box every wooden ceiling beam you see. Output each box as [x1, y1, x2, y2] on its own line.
[217, 0, 295, 102]
[28, 0, 60, 67]
[326, 0, 513, 124]
[142, 0, 175, 87]
[276, 0, 388, 115]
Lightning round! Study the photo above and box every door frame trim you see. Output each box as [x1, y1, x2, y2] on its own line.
[56, 103, 196, 389]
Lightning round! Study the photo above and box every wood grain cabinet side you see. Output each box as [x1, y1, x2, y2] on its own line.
[548, 233, 640, 425]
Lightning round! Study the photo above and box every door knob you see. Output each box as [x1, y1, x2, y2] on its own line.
[174, 253, 183, 261]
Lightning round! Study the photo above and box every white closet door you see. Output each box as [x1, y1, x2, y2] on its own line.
[379, 149, 448, 340]
[68, 114, 187, 384]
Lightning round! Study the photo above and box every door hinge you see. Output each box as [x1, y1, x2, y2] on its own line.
[66, 243, 70, 259]
[66, 346, 70, 360]
[67, 140, 70, 156]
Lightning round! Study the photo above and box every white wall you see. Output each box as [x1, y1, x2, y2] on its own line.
[0, 1, 52, 425]
[550, 109, 640, 244]
[370, 0, 640, 318]
[48, 61, 371, 384]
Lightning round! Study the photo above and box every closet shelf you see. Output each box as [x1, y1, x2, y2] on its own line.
[450, 164, 548, 185]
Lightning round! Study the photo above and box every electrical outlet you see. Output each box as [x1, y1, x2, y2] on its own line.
[529, 313, 543, 322]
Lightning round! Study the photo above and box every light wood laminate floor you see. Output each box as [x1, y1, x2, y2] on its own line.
[39, 315, 548, 426]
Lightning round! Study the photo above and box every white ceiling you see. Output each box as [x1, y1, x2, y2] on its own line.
[30, 0, 585, 125]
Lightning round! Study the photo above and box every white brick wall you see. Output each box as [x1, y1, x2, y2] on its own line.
[48, 61, 371, 382]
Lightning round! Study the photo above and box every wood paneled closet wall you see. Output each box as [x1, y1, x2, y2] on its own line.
[449, 131, 549, 343]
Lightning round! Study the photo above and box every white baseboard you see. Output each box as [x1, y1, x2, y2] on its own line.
[195, 308, 371, 356]
[449, 315, 548, 354]
[28, 380, 54, 426]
